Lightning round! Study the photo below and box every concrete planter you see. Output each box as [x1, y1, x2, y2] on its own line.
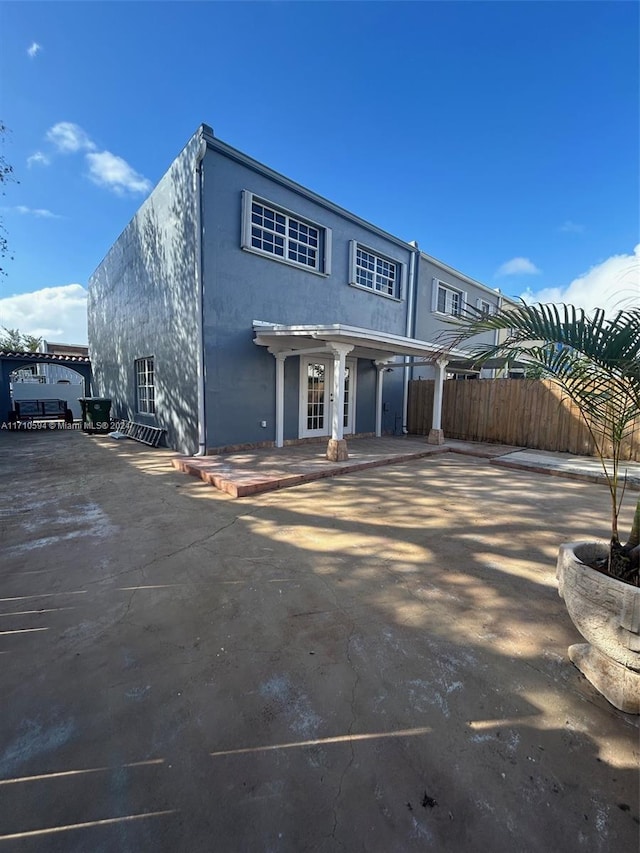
[556, 541, 640, 714]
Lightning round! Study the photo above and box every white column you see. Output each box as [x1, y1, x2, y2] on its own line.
[269, 348, 286, 449]
[327, 342, 353, 460]
[330, 343, 353, 440]
[428, 356, 448, 445]
[374, 361, 387, 438]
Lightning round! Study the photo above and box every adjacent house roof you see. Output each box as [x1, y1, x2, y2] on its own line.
[40, 342, 89, 358]
[0, 350, 91, 363]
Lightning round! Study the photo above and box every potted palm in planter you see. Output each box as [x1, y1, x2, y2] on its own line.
[441, 302, 640, 713]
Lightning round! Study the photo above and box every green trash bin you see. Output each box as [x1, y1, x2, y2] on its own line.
[79, 397, 112, 434]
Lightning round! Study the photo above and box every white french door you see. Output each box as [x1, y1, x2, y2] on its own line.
[342, 359, 355, 435]
[299, 356, 356, 438]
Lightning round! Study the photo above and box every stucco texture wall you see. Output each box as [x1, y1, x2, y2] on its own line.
[414, 257, 502, 344]
[200, 149, 411, 448]
[88, 132, 202, 454]
[412, 256, 505, 380]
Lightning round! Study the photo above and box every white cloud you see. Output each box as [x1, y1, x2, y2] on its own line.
[520, 245, 640, 314]
[27, 42, 42, 58]
[0, 284, 88, 344]
[40, 121, 152, 197]
[496, 257, 542, 277]
[14, 205, 60, 219]
[46, 122, 96, 153]
[27, 151, 50, 167]
[85, 150, 152, 195]
[559, 220, 585, 234]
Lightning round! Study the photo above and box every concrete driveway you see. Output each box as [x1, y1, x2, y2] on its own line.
[0, 429, 638, 852]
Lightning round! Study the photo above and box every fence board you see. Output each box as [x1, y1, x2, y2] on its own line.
[407, 378, 640, 462]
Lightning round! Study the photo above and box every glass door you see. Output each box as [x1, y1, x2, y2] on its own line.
[299, 357, 357, 438]
[304, 358, 329, 437]
[342, 359, 356, 435]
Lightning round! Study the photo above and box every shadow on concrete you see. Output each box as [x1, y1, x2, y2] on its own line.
[408, 377, 640, 462]
[0, 430, 637, 851]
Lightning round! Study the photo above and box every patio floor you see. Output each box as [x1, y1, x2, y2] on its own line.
[171, 435, 640, 498]
[1, 428, 638, 851]
[171, 436, 519, 497]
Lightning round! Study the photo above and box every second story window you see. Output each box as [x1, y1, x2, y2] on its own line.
[349, 242, 404, 299]
[241, 191, 332, 275]
[356, 247, 396, 295]
[433, 279, 465, 317]
[251, 201, 319, 269]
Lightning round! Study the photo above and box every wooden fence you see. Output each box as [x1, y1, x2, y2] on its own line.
[407, 378, 640, 462]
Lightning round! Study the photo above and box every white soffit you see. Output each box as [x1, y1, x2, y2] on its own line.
[252, 322, 463, 360]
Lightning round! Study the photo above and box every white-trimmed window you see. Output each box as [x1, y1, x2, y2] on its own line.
[477, 298, 492, 316]
[349, 242, 405, 299]
[241, 191, 331, 274]
[135, 357, 155, 414]
[432, 279, 466, 317]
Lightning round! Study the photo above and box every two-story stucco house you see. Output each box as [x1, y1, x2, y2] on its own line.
[88, 124, 510, 457]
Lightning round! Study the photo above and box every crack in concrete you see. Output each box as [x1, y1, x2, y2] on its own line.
[131, 517, 242, 577]
[46, 535, 227, 594]
[328, 624, 359, 849]
[79, 513, 251, 593]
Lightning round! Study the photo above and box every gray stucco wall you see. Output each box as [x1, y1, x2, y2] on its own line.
[199, 144, 412, 448]
[91, 128, 514, 454]
[413, 254, 505, 380]
[88, 131, 202, 454]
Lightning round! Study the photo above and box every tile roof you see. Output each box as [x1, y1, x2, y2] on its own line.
[0, 350, 90, 363]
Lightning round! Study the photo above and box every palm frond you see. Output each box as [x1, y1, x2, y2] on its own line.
[440, 301, 640, 390]
[439, 299, 640, 562]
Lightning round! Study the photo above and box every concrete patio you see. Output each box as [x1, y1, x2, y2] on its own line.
[172, 435, 640, 498]
[0, 429, 638, 851]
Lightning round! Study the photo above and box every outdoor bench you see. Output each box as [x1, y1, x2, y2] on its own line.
[9, 399, 74, 424]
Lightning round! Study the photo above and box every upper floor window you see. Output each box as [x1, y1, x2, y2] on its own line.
[477, 298, 492, 316]
[349, 242, 404, 299]
[135, 357, 155, 414]
[433, 279, 465, 317]
[241, 191, 331, 275]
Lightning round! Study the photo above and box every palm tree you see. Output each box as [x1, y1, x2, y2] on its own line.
[440, 301, 640, 585]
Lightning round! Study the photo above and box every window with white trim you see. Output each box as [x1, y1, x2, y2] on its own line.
[241, 192, 331, 274]
[135, 357, 155, 414]
[477, 298, 492, 316]
[432, 279, 465, 317]
[349, 242, 404, 299]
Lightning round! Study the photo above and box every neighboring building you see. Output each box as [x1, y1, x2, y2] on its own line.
[88, 124, 512, 456]
[412, 252, 512, 381]
[6, 342, 91, 420]
[1, 350, 92, 421]
[10, 341, 89, 383]
[39, 341, 89, 358]
[23, 341, 90, 386]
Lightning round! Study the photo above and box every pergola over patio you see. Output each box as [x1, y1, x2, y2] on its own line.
[253, 322, 460, 459]
[0, 350, 92, 423]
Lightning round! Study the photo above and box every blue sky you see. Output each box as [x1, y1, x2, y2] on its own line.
[1, 0, 638, 344]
